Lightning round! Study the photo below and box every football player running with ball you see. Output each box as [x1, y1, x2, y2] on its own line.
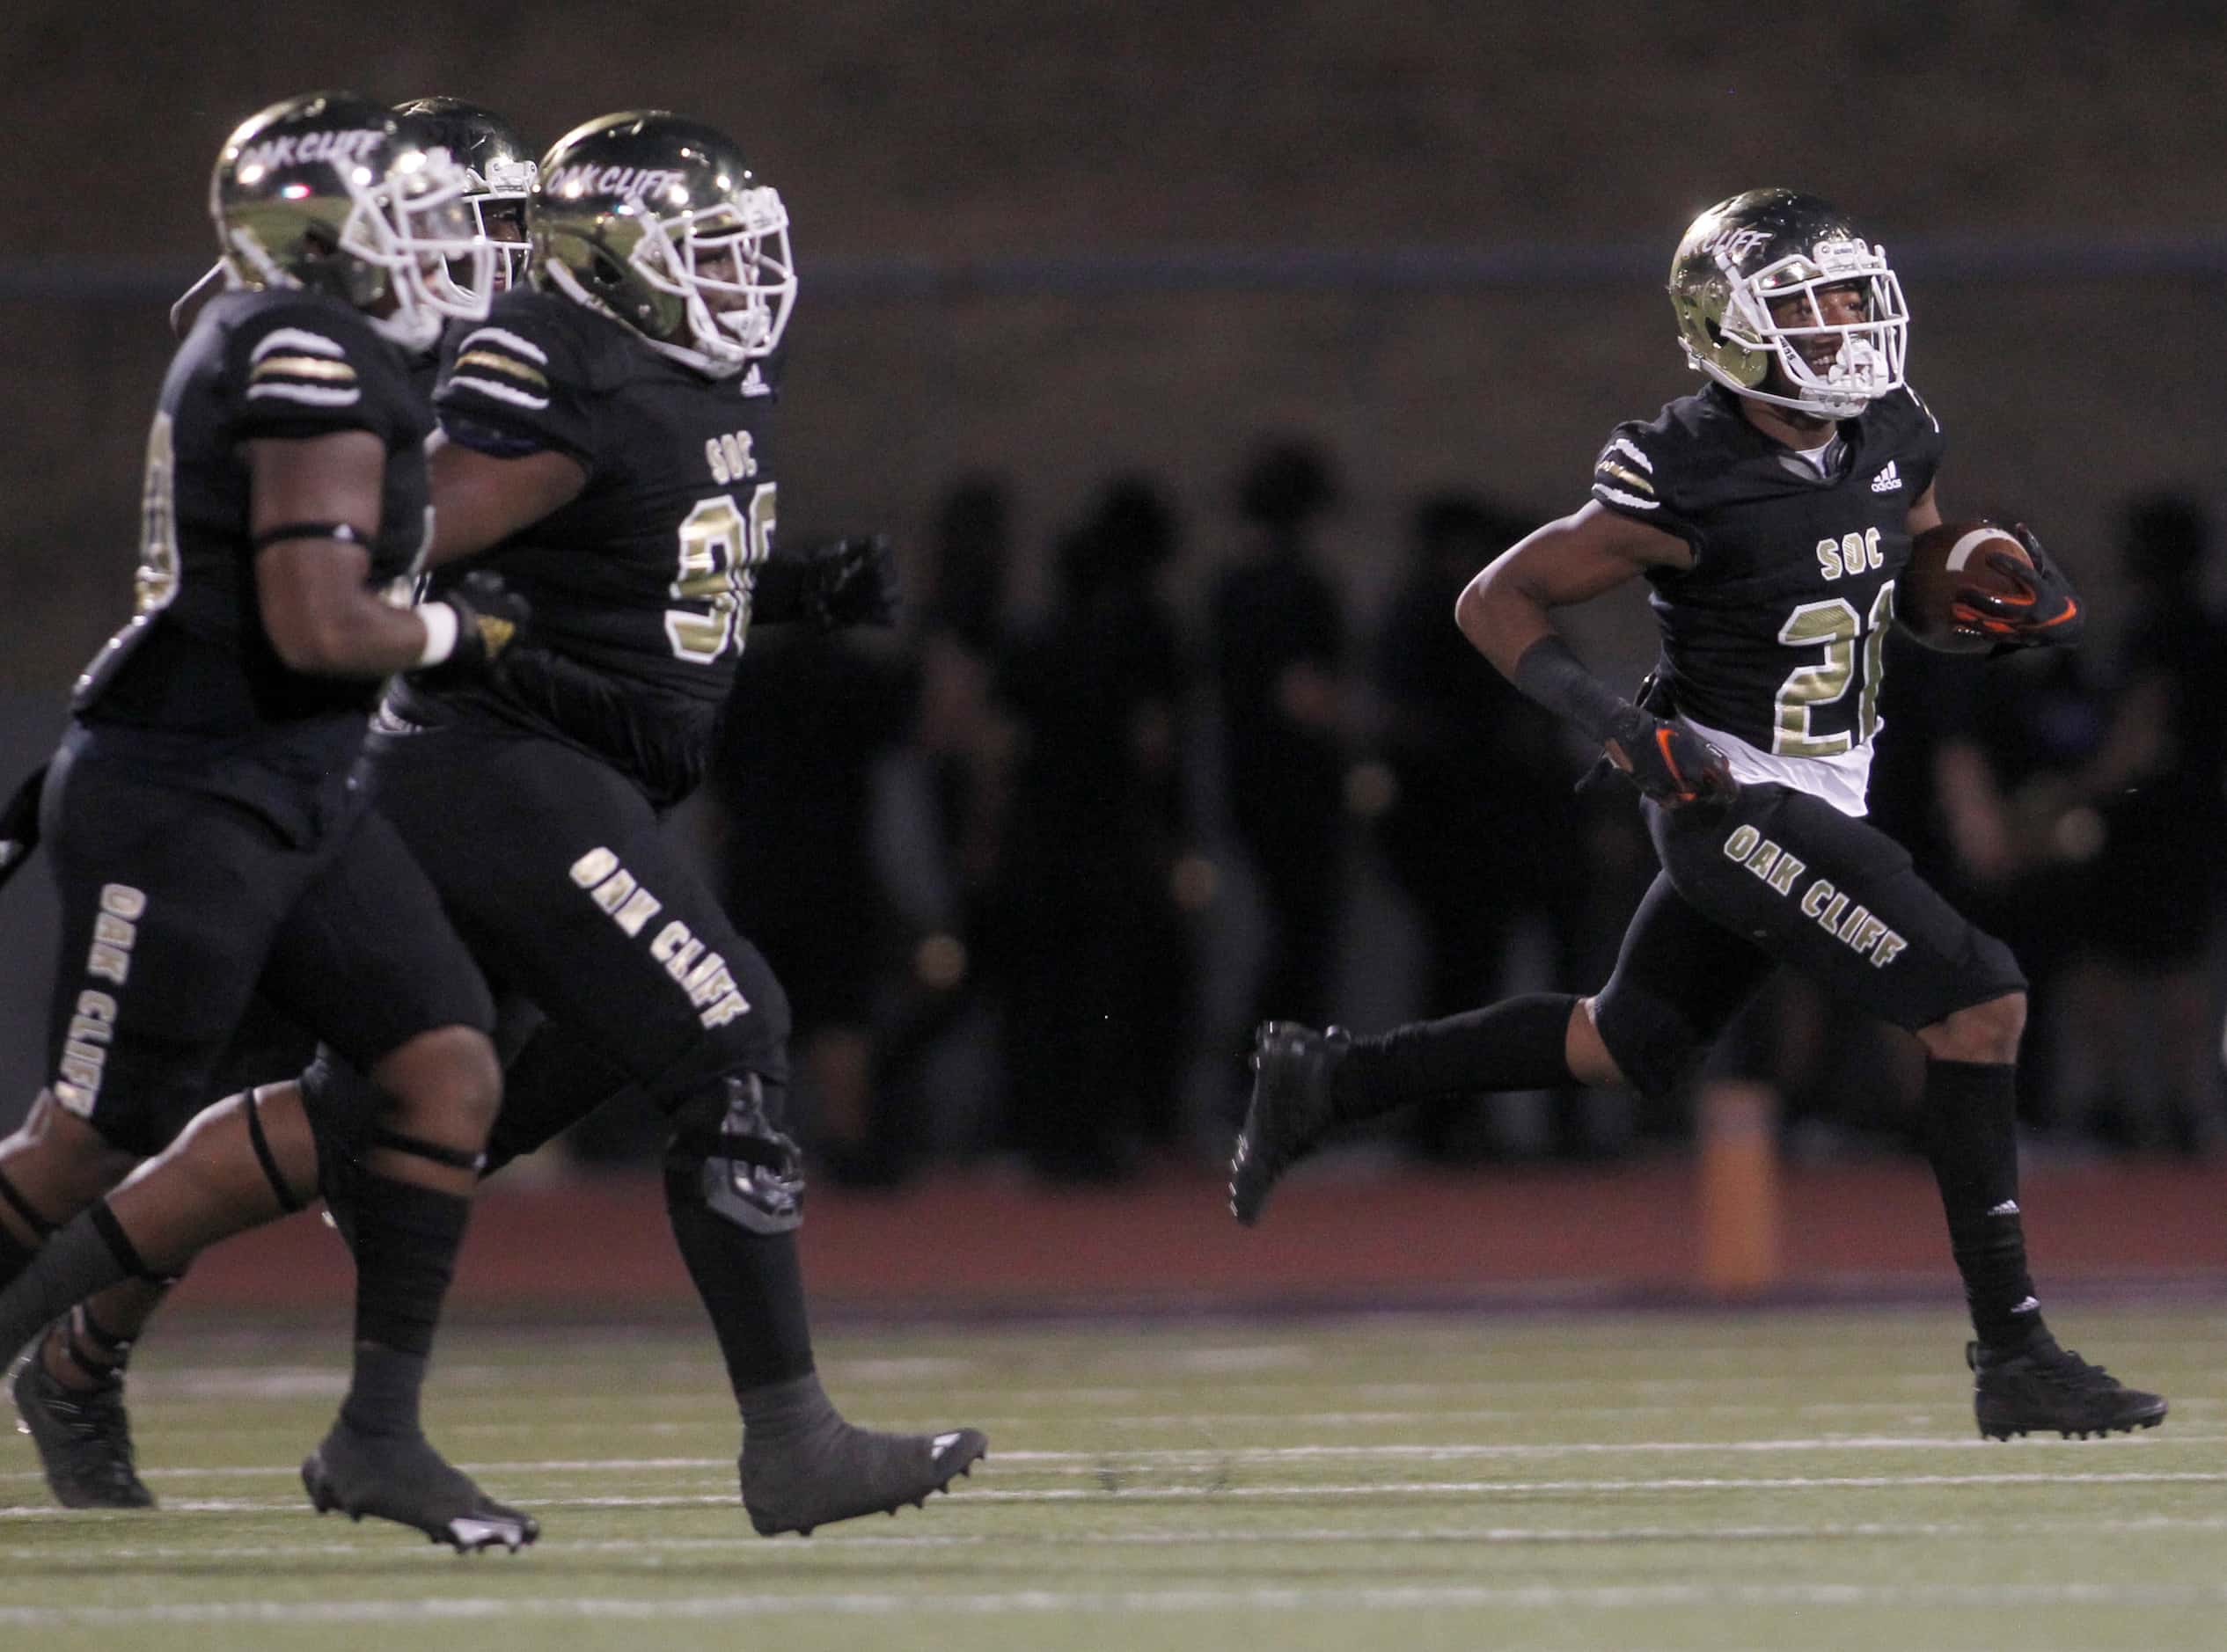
[1231, 189, 2165, 1441]
[0, 92, 538, 1547]
[0, 111, 985, 1536]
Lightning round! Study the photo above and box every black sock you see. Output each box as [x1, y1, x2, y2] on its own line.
[1333, 993, 1579, 1123]
[1921, 1059, 2045, 1351]
[0, 1202, 140, 1364]
[663, 1173, 815, 1396]
[735, 1369, 838, 1440]
[341, 1343, 429, 1439]
[340, 1175, 469, 1437]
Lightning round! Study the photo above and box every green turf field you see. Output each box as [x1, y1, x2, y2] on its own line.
[0, 1305, 2220, 1651]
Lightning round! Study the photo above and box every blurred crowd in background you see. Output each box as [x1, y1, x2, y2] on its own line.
[560, 445, 2227, 1186]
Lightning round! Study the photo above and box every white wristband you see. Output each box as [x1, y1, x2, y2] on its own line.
[414, 602, 460, 669]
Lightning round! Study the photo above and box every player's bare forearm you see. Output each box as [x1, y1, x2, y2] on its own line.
[1454, 501, 1690, 683]
[1454, 559, 1558, 683]
[1450, 502, 1731, 806]
[248, 431, 425, 676]
[256, 537, 439, 675]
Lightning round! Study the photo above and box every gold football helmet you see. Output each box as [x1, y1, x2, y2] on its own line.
[211, 91, 493, 350]
[534, 111, 795, 378]
[1669, 188, 1908, 418]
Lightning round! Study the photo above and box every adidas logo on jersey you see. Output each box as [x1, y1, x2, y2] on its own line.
[1869, 460, 1902, 493]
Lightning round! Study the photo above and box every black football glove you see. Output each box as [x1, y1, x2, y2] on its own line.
[751, 537, 901, 631]
[410, 571, 531, 688]
[1951, 523, 2085, 649]
[799, 534, 900, 630]
[1606, 706, 1740, 809]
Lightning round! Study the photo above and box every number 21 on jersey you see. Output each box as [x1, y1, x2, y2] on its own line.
[666, 483, 775, 663]
[1773, 580, 1894, 758]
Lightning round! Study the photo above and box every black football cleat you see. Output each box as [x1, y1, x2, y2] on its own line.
[742, 1418, 987, 1538]
[302, 1421, 538, 1552]
[1228, 1021, 1350, 1226]
[1969, 1336, 2169, 1440]
[11, 1353, 155, 1509]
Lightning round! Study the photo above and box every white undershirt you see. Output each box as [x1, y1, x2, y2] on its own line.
[1681, 713, 1876, 819]
[1783, 435, 1843, 480]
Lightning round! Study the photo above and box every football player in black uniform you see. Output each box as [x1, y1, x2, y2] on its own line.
[1230, 189, 2165, 1440]
[6, 99, 542, 1519]
[0, 111, 986, 1536]
[0, 92, 541, 1548]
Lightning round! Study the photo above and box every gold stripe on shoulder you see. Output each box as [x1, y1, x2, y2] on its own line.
[454, 350, 549, 388]
[251, 355, 359, 383]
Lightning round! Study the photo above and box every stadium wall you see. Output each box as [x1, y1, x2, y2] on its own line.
[5, 4, 2227, 693]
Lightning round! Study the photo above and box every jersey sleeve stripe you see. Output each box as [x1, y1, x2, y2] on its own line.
[250, 327, 348, 362]
[1595, 460, 1655, 496]
[455, 325, 549, 365]
[250, 355, 360, 384]
[245, 381, 364, 407]
[454, 349, 549, 389]
[1592, 482, 1659, 512]
[445, 375, 552, 411]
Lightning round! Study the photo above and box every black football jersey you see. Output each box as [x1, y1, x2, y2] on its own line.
[75, 289, 434, 735]
[1590, 382, 1945, 759]
[412, 290, 781, 800]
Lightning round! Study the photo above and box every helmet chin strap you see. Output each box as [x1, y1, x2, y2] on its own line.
[224, 230, 291, 292]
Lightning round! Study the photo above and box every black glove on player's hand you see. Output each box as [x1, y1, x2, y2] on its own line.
[800, 535, 900, 630]
[411, 571, 531, 688]
[1952, 523, 2084, 649]
[1605, 706, 1740, 808]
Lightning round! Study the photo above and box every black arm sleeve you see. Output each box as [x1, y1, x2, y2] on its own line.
[1511, 635, 1642, 744]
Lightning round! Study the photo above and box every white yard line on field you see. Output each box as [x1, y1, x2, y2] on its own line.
[12, 1514, 2227, 1563]
[6, 1581, 2227, 1625]
[4, 1467, 2226, 1520]
[0, 1430, 2201, 1488]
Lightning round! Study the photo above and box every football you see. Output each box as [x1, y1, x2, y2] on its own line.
[1900, 521, 2033, 653]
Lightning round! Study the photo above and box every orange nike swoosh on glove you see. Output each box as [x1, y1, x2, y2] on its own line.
[1655, 727, 1703, 803]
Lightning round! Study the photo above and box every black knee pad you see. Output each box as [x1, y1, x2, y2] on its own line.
[1958, 930, 2026, 1017]
[663, 1073, 804, 1236]
[299, 1051, 382, 1167]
